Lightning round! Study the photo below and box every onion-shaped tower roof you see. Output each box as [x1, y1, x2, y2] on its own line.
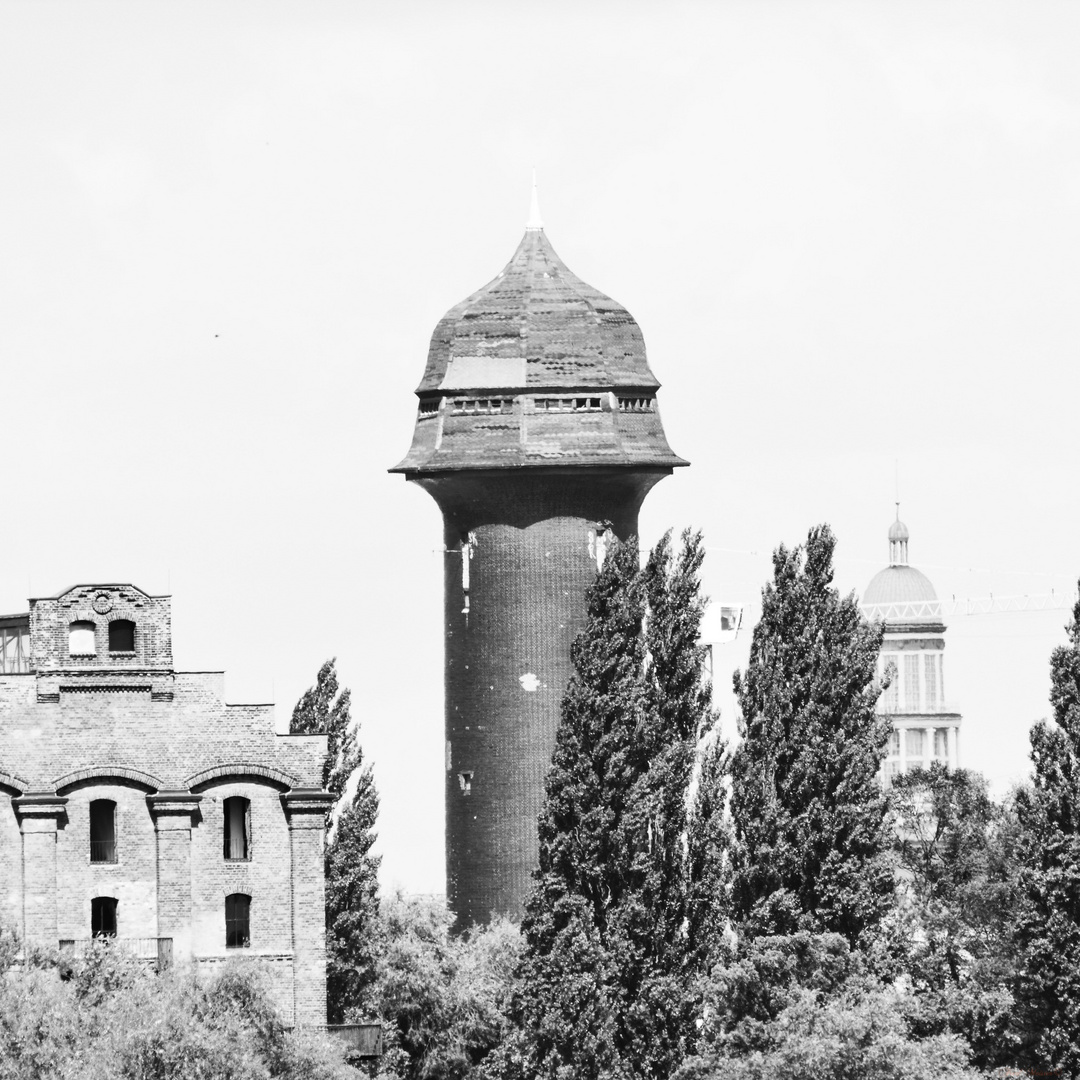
[391, 206, 686, 476]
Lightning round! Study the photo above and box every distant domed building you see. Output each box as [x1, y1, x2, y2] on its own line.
[861, 510, 962, 783]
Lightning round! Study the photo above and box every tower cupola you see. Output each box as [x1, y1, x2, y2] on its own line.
[391, 214, 686, 477]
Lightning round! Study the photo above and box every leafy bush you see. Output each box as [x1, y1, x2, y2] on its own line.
[0, 934, 356, 1080]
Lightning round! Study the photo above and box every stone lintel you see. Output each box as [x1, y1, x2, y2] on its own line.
[281, 789, 334, 828]
[13, 792, 68, 829]
[147, 791, 202, 829]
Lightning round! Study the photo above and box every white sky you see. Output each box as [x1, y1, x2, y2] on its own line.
[2, 1, 1077, 894]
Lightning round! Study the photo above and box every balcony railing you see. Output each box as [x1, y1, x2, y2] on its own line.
[90, 840, 117, 863]
[59, 937, 172, 969]
[223, 837, 249, 860]
[877, 700, 960, 716]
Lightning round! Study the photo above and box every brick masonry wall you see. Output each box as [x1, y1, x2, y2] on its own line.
[0, 583, 332, 1023]
[57, 782, 158, 941]
[190, 782, 294, 959]
[417, 468, 669, 927]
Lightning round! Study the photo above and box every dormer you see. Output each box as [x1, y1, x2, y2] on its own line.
[28, 584, 173, 673]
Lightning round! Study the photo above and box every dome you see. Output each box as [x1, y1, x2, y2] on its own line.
[888, 518, 910, 542]
[413, 229, 660, 394]
[391, 226, 686, 476]
[863, 565, 938, 607]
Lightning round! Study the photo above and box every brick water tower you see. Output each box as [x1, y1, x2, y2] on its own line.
[391, 193, 686, 926]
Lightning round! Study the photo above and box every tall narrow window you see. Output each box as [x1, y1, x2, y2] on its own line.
[223, 797, 250, 860]
[924, 653, 939, 710]
[905, 728, 926, 765]
[69, 621, 96, 657]
[108, 620, 135, 652]
[90, 800, 117, 863]
[881, 655, 899, 712]
[225, 893, 250, 948]
[903, 654, 920, 712]
[91, 896, 117, 938]
[934, 727, 950, 761]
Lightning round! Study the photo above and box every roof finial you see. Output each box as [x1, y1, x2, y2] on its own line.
[526, 169, 543, 231]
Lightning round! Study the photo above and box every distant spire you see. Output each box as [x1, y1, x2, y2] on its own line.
[526, 169, 543, 231]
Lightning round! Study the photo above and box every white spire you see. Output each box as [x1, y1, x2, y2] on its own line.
[526, 169, 543, 231]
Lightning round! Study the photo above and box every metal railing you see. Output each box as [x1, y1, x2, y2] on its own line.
[90, 840, 117, 863]
[59, 937, 172, 969]
[223, 837, 248, 860]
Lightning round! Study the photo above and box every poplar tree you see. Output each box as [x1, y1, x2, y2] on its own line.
[1012, 587, 1080, 1071]
[291, 659, 381, 1023]
[729, 524, 892, 950]
[496, 531, 717, 1080]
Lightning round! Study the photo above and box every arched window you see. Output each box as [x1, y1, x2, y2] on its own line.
[223, 797, 250, 861]
[108, 620, 135, 653]
[91, 896, 117, 938]
[69, 621, 96, 657]
[225, 893, 250, 948]
[89, 800, 116, 863]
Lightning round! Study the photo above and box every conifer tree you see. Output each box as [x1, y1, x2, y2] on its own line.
[291, 659, 381, 1023]
[1012, 587, 1080, 1071]
[730, 524, 892, 950]
[496, 531, 717, 1080]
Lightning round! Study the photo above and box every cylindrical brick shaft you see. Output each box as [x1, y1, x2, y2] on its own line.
[418, 470, 665, 926]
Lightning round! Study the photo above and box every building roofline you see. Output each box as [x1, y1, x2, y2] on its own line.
[30, 584, 170, 602]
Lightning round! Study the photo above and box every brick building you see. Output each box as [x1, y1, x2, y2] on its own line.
[391, 193, 686, 926]
[0, 583, 333, 1025]
[861, 513, 963, 784]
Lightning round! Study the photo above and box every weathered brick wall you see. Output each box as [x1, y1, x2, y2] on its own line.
[0, 583, 332, 1023]
[56, 782, 158, 941]
[285, 798, 330, 1027]
[191, 782, 294, 958]
[420, 469, 665, 926]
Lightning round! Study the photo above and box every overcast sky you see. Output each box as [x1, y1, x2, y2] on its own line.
[2, 1, 1078, 893]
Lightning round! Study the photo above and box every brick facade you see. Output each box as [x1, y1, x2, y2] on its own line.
[0, 583, 333, 1025]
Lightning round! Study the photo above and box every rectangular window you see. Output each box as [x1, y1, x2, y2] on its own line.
[934, 727, 950, 760]
[905, 728, 926, 762]
[903, 654, 920, 712]
[889, 729, 901, 758]
[881, 654, 899, 712]
[91, 896, 117, 938]
[924, 653, 939, 710]
[225, 894, 251, 948]
[0, 626, 30, 674]
[223, 797, 250, 861]
[89, 800, 117, 863]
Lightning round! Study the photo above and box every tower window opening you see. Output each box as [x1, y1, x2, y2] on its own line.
[418, 399, 440, 419]
[108, 619, 135, 653]
[903, 654, 920, 711]
[225, 893, 251, 948]
[618, 396, 655, 412]
[534, 397, 602, 412]
[89, 800, 117, 863]
[458, 771, 473, 795]
[933, 727, 950, 761]
[69, 621, 96, 657]
[91, 896, 117, 938]
[223, 797, 250, 861]
[905, 728, 926, 765]
[451, 398, 513, 415]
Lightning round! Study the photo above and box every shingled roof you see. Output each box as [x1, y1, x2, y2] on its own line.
[391, 228, 687, 475]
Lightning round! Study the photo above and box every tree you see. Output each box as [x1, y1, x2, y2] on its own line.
[292, 658, 382, 1023]
[730, 524, 893, 951]
[1012, 586, 1080, 1071]
[493, 531, 717, 1080]
[368, 894, 522, 1080]
[889, 766, 1019, 1068]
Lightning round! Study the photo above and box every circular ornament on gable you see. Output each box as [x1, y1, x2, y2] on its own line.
[92, 593, 113, 615]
